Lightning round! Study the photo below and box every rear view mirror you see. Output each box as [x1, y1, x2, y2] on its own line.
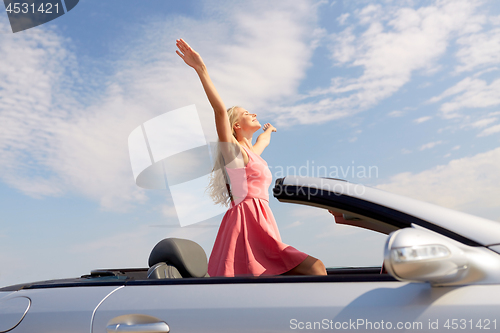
[384, 228, 500, 286]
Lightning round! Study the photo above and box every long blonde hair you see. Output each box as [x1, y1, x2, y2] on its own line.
[206, 106, 241, 206]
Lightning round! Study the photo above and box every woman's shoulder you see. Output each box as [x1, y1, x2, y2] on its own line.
[237, 143, 252, 165]
[221, 139, 250, 168]
[238, 143, 258, 155]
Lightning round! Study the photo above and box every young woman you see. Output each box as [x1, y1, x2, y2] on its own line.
[175, 38, 326, 277]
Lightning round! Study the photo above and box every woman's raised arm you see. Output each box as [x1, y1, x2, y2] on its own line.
[176, 39, 235, 143]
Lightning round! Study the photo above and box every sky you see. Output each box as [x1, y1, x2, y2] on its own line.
[1, 0, 500, 287]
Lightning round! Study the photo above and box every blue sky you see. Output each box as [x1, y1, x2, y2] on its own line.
[1, 0, 500, 287]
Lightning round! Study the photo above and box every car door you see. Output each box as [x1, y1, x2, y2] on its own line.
[91, 277, 500, 333]
[3, 285, 122, 333]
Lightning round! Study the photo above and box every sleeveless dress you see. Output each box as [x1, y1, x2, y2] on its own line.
[207, 145, 309, 277]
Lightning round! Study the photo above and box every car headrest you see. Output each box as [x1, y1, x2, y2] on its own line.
[147, 262, 183, 279]
[148, 238, 208, 278]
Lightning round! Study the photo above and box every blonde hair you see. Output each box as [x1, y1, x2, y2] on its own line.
[206, 106, 241, 206]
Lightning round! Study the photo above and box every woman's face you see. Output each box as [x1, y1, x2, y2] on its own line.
[234, 108, 261, 132]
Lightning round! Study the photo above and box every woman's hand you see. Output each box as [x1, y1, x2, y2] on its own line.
[263, 123, 277, 132]
[253, 123, 277, 154]
[176, 38, 205, 71]
[176, 38, 230, 141]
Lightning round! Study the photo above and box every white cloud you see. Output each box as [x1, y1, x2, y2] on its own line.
[0, 0, 318, 210]
[429, 77, 500, 119]
[315, 224, 362, 239]
[419, 140, 443, 150]
[444, 145, 461, 158]
[456, 28, 500, 72]
[287, 204, 329, 219]
[401, 148, 412, 154]
[0, 224, 217, 288]
[388, 110, 404, 117]
[337, 13, 350, 25]
[0, 23, 71, 198]
[284, 221, 304, 229]
[69, 225, 215, 267]
[0, 21, 164, 210]
[162, 204, 179, 218]
[414, 116, 432, 123]
[473, 67, 500, 78]
[272, 0, 485, 125]
[207, 1, 318, 110]
[478, 124, 500, 137]
[472, 117, 498, 128]
[377, 147, 500, 214]
[418, 82, 433, 88]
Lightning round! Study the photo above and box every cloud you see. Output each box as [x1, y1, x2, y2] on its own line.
[429, 77, 500, 119]
[271, 0, 486, 125]
[387, 110, 404, 117]
[0, 20, 157, 210]
[478, 124, 500, 137]
[0, 0, 319, 210]
[377, 147, 500, 215]
[287, 204, 330, 219]
[0, 224, 218, 287]
[419, 140, 443, 150]
[444, 145, 460, 158]
[472, 117, 498, 128]
[0, 22, 71, 198]
[456, 28, 500, 72]
[162, 204, 179, 219]
[414, 116, 432, 123]
[69, 224, 216, 268]
[284, 221, 304, 229]
[337, 13, 350, 25]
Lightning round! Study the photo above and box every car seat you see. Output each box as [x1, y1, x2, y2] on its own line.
[147, 238, 209, 279]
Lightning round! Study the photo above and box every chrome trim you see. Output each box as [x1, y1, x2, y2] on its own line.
[0, 296, 31, 333]
[106, 321, 170, 333]
[90, 286, 125, 333]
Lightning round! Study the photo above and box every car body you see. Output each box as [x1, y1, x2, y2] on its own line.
[2, 176, 500, 333]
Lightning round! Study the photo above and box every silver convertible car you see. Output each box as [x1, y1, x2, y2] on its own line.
[2, 176, 500, 333]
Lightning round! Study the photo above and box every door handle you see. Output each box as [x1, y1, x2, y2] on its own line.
[106, 321, 170, 333]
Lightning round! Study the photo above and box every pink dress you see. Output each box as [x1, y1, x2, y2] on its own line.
[207, 145, 309, 277]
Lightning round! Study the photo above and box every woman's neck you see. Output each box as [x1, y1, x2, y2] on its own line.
[236, 133, 253, 149]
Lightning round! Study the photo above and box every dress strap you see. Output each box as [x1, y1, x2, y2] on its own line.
[240, 145, 256, 159]
[241, 144, 266, 164]
[239, 145, 254, 166]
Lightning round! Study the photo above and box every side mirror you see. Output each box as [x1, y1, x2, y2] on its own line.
[384, 228, 500, 286]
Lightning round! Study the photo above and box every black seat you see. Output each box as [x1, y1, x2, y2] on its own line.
[147, 238, 209, 279]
